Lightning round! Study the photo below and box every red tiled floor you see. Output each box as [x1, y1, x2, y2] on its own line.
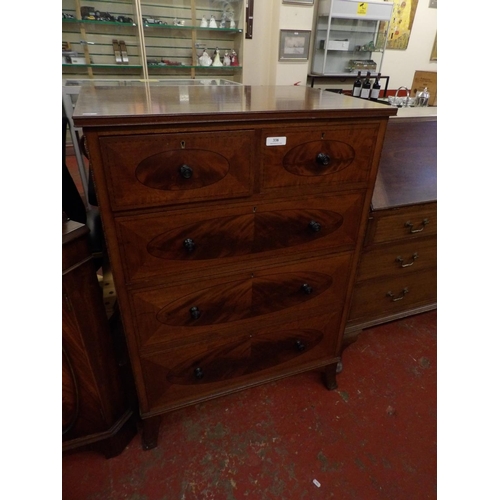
[62, 310, 437, 500]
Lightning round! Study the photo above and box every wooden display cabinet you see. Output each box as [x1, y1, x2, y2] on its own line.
[62, 0, 244, 81]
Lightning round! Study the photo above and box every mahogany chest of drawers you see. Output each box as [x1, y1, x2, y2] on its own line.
[73, 84, 396, 449]
[345, 115, 437, 340]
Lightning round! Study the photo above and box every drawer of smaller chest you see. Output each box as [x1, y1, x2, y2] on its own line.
[98, 130, 254, 211]
[116, 193, 364, 284]
[356, 236, 437, 282]
[260, 123, 380, 191]
[365, 203, 437, 246]
[348, 267, 437, 323]
[130, 252, 352, 350]
[139, 310, 342, 414]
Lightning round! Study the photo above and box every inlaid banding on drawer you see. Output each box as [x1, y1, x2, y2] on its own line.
[99, 130, 253, 210]
[283, 140, 355, 176]
[135, 149, 229, 191]
[116, 193, 363, 284]
[164, 328, 324, 385]
[130, 253, 351, 348]
[157, 271, 333, 326]
[147, 209, 343, 261]
[261, 124, 380, 190]
[140, 311, 341, 412]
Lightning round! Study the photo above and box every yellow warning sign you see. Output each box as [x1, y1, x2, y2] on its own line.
[357, 2, 368, 15]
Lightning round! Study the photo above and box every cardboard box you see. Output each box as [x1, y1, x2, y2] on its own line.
[320, 39, 349, 51]
[411, 71, 437, 106]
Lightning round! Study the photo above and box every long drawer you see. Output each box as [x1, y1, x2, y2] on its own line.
[356, 236, 437, 282]
[139, 310, 342, 415]
[261, 123, 381, 191]
[365, 202, 437, 246]
[115, 193, 364, 285]
[99, 130, 254, 211]
[130, 252, 352, 350]
[348, 267, 437, 323]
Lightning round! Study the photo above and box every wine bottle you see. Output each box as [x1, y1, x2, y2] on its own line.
[352, 71, 362, 98]
[370, 73, 381, 101]
[360, 72, 372, 99]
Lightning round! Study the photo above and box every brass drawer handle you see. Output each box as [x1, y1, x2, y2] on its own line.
[405, 218, 429, 234]
[396, 253, 418, 268]
[316, 152, 331, 166]
[386, 288, 409, 301]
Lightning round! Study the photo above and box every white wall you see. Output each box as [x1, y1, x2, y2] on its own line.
[243, 0, 437, 90]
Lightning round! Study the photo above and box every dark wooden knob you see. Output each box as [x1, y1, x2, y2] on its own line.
[194, 367, 204, 380]
[179, 164, 193, 179]
[301, 284, 313, 295]
[316, 153, 331, 166]
[308, 220, 321, 232]
[190, 306, 201, 320]
[183, 238, 195, 252]
[295, 340, 306, 351]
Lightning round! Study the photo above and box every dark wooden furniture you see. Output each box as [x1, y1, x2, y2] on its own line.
[73, 84, 396, 449]
[62, 219, 136, 458]
[345, 113, 437, 341]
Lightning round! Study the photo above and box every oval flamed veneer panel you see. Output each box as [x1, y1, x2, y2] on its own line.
[157, 271, 332, 327]
[135, 149, 229, 191]
[283, 140, 355, 176]
[165, 328, 324, 385]
[147, 209, 343, 261]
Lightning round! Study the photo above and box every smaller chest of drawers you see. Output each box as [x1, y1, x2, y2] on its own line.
[345, 116, 437, 338]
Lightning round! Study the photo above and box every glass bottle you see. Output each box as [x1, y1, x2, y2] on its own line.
[352, 71, 362, 98]
[370, 73, 381, 101]
[360, 72, 372, 99]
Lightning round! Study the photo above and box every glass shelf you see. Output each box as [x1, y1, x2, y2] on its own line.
[62, 18, 137, 27]
[143, 24, 242, 33]
[63, 64, 143, 68]
[147, 64, 242, 69]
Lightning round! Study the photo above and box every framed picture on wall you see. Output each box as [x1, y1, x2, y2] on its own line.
[283, 0, 314, 5]
[279, 30, 311, 61]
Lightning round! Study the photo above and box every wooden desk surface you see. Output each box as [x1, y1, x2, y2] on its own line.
[371, 116, 437, 210]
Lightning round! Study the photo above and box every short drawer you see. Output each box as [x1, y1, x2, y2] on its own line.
[365, 203, 437, 246]
[99, 130, 254, 210]
[348, 267, 437, 323]
[261, 123, 381, 191]
[139, 311, 342, 414]
[356, 236, 437, 282]
[130, 252, 352, 349]
[115, 192, 364, 284]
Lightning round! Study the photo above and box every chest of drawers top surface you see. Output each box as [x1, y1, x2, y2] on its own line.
[371, 118, 437, 211]
[73, 84, 396, 128]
